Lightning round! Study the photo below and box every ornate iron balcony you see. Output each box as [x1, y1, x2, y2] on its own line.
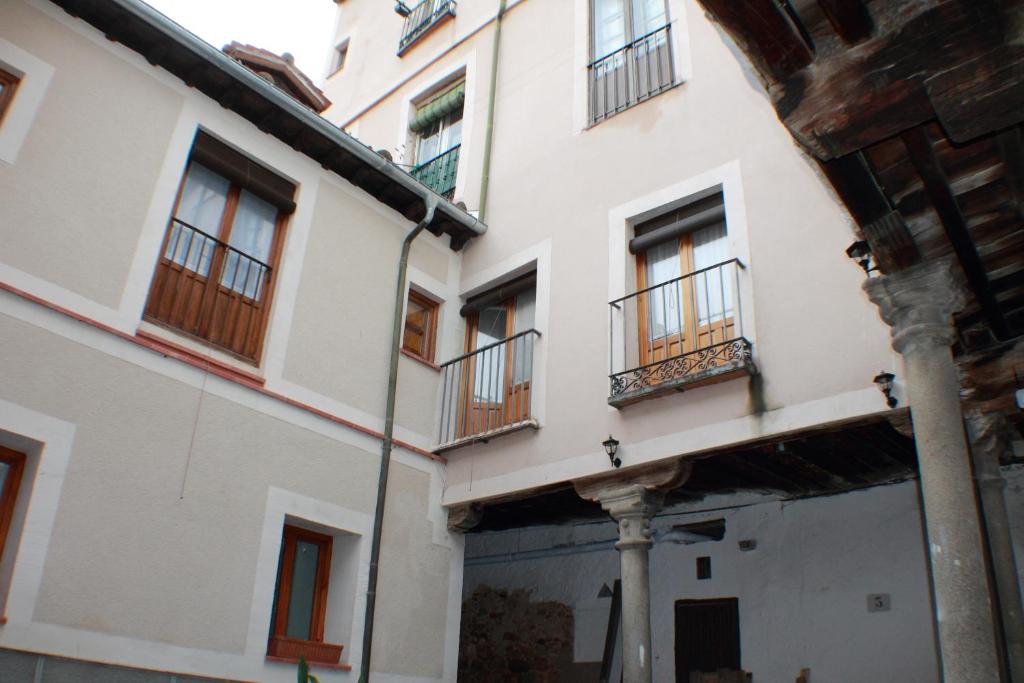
[589, 24, 674, 124]
[411, 145, 460, 200]
[398, 0, 457, 55]
[436, 329, 540, 452]
[608, 259, 755, 406]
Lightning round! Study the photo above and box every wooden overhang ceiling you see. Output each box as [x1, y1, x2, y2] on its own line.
[51, 0, 482, 250]
[469, 419, 918, 532]
[693, 0, 1024, 417]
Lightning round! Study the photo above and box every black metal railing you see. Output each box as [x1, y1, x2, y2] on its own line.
[589, 24, 674, 124]
[608, 259, 752, 403]
[399, 0, 457, 54]
[412, 145, 460, 200]
[144, 218, 273, 361]
[437, 329, 540, 450]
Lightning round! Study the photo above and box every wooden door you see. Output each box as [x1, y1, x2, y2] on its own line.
[674, 598, 741, 683]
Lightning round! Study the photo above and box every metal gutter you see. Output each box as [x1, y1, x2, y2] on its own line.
[477, 0, 507, 222]
[359, 196, 439, 683]
[90, 0, 486, 242]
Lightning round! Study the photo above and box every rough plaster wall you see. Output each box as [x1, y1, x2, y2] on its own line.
[0, 1, 183, 308]
[459, 585, 575, 683]
[0, 315, 381, 652]
[463, 482, 955, 683]
[372, 462, 451, 678]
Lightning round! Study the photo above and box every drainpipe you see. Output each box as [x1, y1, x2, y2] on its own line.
[358, 195, 439, 683]
[477, 0, 507, 223]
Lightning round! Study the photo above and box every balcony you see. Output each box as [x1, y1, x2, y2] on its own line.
[398, 0, 457, 56]
[589, 24, 674, 125]
[411, 145, 459, 200]
[436, 329, 540, 452]
[608, 259, 754, 407]
[144, 219, 273, 362]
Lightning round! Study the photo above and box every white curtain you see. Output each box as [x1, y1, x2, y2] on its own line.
[594, 0, 626, 58]
[167, 162, 229, 275]
[512, 289, 536, 384]
[473, 305, 507, 403]
[632, 0, 667, 38]
[221, 190, 277, 300]
[692, 222, 732, 325]
[645, 238, 682, 340]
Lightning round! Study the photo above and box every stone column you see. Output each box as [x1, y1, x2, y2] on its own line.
[864, 260, 1000, 682]
[966, 411, 1024, 682]
[575, 459, 690, 683]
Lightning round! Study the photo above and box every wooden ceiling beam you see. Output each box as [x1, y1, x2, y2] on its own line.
[901, 127, 1010, 339]
[817, 0, 873, 44]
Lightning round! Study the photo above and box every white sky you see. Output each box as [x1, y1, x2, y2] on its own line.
[142, 0, 338, 84]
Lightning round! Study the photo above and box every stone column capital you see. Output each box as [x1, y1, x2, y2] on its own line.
[966, 411, 1010, 489]
[863, 259, 967, 355]
[446, 503, 482, 533]
[573, 458, 691, 550]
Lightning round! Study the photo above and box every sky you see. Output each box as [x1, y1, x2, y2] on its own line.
[142, 0, 338, 84]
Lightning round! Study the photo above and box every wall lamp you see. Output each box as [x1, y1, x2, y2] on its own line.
[874, 371, 897, 408]
[603, 435, 621, 468]
[394, 2, 412, 16]
[846, 240, 874, 274]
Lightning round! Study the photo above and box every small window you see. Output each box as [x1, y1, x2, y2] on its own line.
[403, 289, 439, 362]
[329, 40, 349, 76]
[409, 81, 464, 199]
[143, 131, 295, 362]
[268, 525, 344, 665]
[0, 447, 26, 565]
[0, 68, 20, 126]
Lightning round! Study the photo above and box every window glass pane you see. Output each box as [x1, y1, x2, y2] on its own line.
[167, 162, 230, 275]
[645, 238, 682, 340]
[404, 297, 428, 356]
[474, 306, 507, 403]
[512, 290, 536, 384]
[416, 119, 442, 163]
[285, 539, 320, 640]
[594, 0, 626, 56]
[0, 462, 9, 500]
[221, 190, 277, 300]
[692, 223, 733, 326]
[631, 0, 667, 38]
[441, 111, 463, 151]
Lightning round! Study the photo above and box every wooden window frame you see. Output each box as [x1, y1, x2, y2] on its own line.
[268, 524, 343, 665]
[0, 447, 25, 569]
[635, 230, 734, 368]
[143, 159, 288, 364]
[402, 289, 440, 363]
[0, 68, 21, 127]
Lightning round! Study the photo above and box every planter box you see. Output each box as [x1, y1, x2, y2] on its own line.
[268, 635, 344, 665]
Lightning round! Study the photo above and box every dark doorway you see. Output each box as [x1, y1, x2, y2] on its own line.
[674, 598, 741, 682]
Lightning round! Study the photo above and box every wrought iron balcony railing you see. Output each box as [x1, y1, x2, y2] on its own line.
[589, 24, 674, 124]
[608, 259, 754, 406]
[411, 145, 460, 200]
[436, 329, 540, 451]
[144, 218, 273, 361]
[399, 0, 457, 55]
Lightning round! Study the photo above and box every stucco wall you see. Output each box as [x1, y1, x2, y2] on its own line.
[325, 0, 896, 501]
[463, 481, 976, 683]
[0, 0, 184, 309]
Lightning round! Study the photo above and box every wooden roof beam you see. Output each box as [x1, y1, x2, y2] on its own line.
[902, 127, 1010, 339]
[817, 0, 873, 44]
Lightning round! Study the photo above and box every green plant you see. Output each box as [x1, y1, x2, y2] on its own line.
[297, 656, 320, 683]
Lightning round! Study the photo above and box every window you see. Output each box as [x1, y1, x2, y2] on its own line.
[409, 82, 464, 199]
[0, 447, 25, 567]
[403, 289, 439, 362]
[437, 274, 540, 448]
[589, 0, 673, 123]
[329, 40, 349, 76]
[0, 68, 20, 126]
[268, 525, 344, 665]
[144, 131, 294, 362]
[609, 191, 753, 405]
[398, 0, 457, 55]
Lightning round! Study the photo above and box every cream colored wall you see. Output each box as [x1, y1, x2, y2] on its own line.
[0, 0, 184, 309]
[330, 0, 898, 502]
[0, 1, 465, 679]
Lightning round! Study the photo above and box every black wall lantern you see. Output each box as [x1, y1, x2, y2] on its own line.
[846, 240, 874, 274]
[603, 435, 621, 468]
[874, 371, 897, 408]
[394, 2, 412, 17]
